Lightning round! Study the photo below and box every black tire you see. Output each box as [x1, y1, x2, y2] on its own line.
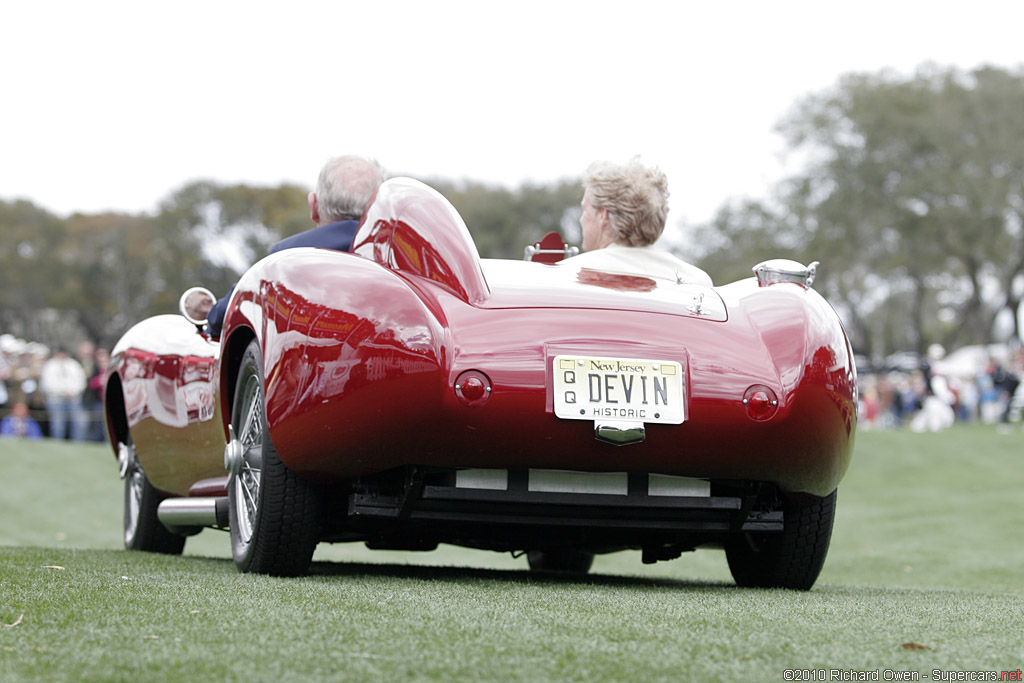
[228, 339, 320, 576]
[123, 437, 186, 555]
[527, 549, 595, 574]
[725, 489, 837, 590]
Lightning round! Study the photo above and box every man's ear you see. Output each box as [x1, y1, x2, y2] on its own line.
[308, 191, 320, 224]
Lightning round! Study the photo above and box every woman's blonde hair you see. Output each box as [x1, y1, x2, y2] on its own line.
[584, 159, 669, 246]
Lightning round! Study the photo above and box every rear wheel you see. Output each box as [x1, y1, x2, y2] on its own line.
[527, 549, 595, 574]
[725, 489, 836, 590]
[122, 438, 186, 555]
[227, 339, 320, 576]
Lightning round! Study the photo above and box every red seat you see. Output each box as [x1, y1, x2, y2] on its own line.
[524, 231, 579, 264]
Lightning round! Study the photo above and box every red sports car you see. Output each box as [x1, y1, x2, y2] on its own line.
[104, 178, 856, 588]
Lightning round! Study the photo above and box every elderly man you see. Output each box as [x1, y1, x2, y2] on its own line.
[270, 155, 386, 254]
[560, 159, 712, 285]
[207, 155, 386, 337]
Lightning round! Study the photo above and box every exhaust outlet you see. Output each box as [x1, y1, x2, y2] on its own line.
[157, 497, 229, 536]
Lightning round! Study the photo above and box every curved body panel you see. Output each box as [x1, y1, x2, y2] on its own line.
[215, 252, 854, 496]
[107, 316, 223, 496]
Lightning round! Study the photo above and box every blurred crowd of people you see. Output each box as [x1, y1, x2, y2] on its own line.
[5, 327, 1023, 440]
[0, 334, 110, 441]
[858, 344, 1024, 432]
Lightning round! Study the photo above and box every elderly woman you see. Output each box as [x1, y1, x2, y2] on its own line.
[560, 159, 712, 285]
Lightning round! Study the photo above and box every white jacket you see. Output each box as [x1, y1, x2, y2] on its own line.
[39, 357, 87, 399]
[558, 244, 713, 286]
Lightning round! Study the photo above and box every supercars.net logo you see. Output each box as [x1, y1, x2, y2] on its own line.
[783, 669, 1023, 681]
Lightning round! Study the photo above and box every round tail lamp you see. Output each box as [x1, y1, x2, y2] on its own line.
[743, 384, 779, 421]
[454, 370, 492, 407]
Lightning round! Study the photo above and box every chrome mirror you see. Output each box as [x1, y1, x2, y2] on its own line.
[753, 260, 819, 288]
[179, 287, 216, 326]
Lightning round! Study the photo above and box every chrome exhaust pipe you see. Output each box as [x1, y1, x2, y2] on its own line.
[157, 497, 229, 536]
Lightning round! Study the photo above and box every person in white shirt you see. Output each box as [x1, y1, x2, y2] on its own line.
[39, 348, 88, 440]
[559, 159, 712, 286]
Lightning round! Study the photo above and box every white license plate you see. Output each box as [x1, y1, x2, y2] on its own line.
[552, 355, 685, 424]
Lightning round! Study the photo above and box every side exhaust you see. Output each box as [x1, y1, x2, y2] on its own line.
[157, 497, 229, 536]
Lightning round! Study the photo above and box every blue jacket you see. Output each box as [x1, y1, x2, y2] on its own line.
[207, 220, 360, 337]
[268, 220, 360, 254]
[0, 415, 43, 439]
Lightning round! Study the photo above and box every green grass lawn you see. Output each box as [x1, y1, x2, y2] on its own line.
[2, 426, 1022, 681]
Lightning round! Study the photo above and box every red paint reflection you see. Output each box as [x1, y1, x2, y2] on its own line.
[577, 268, 657, 292]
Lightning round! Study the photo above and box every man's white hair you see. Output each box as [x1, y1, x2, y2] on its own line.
[315, 155, 387, 222]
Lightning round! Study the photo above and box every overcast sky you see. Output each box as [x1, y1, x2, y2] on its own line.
[2, 1, 1022, 239]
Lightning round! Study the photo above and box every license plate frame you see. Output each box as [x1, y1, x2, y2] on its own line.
[552, 355, 685, 424]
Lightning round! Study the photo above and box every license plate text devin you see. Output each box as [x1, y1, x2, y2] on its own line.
[552, 355, 685, 424]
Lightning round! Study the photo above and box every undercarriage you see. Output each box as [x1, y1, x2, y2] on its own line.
[318, 466, 785, 563]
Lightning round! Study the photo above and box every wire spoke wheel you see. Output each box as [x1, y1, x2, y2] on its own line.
[121, 436, 186, 555]
[231, 373, 264, 546]
[227, 339, 320, 576]
[125, 466, 144, 543]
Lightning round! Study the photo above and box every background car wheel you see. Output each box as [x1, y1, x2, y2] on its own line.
[725, 489, 837, 590]
[123, 437, 186, 555]
[526, 549, 595, 574]
[228, 339, 320, 576]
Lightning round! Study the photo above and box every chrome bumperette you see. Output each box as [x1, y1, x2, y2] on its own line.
[593, 420, 646, 446]
[117, 440, 135, 479]
[752, 259, 819, 288]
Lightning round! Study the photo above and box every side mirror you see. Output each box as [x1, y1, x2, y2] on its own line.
[179, 287, 215, 327]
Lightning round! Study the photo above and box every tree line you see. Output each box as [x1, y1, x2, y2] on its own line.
[2, 64, 1023, 357]
[691, 64, 1024, 357]
[0, 178, 582, 348]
